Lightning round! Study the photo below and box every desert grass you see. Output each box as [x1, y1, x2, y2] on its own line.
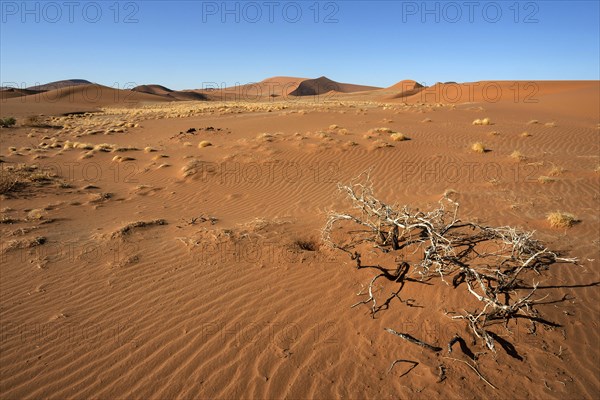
[538, 176, 556, 184]
[369, 127, 394, 134]
[198, 141, 212, 148]
[471, 142, 487, 153]
[421, 118, 432, 123]
[0, 164, 62, 195]
[26, 209, 46, 221]
[111, 219, 167, 239]
[548, 166, 565, 176]
[521, 131, 532, 137]
[144, 147, 157, 153]
[112, 155, 135, 163]
[547, 212, 578, 228]
[510, 150, 525, 161]
[390, 133, 409, 142]
[472, 117, 492, 126]
[527, 119, 539, 125]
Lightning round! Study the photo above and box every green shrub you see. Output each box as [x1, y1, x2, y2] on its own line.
[0, 117, 17, 128]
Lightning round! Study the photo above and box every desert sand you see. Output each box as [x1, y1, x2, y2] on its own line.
[0, 78, 599, 399]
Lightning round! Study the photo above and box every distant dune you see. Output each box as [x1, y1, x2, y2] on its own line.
[289, 76, 381, 96]
[26, 79, 93, 91]
[132, 84, 208, 101]
[0, 88, 43, 99]
[1, 84, 169, 117]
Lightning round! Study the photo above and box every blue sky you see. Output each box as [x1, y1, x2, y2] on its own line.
[1, 1, 599, 90]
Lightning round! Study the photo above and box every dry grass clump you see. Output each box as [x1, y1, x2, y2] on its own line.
[521, 131, 532, 137]
[257, 133, 277, 142]
[527, 119, 539, 125]
[26, 209, 46, 221]
[472, 117, 492, 126]
[547, 212, 578, 228]
[548, 166, 565, 176]
[0, 164, 61, 195]
[2, 236, 47, 253]
[372, 140, 393, 149]
[390, 133, 409, 142]
[73, 142, 94, 150]
[112, 146, 138, 152]
[537, 176, 556, 184]
[291, 239, 318, 252]
[369, 127, 394, 134]
[111, 219, 167, 239]
[471, 142, 487, 153]
[93, 143, 115, 152]
[329, 124, 339, 130]
[198, 141, 212, 148]
[112, 155, 135, 163]
[144, 147, 157, 153]
[510, 150, 525, 161]
[421, 117, 432, 123]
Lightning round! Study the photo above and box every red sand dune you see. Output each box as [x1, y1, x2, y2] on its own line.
[132, 85, 208, 101]
[0, 84, 169, 117]
[289, 76, 381, 96]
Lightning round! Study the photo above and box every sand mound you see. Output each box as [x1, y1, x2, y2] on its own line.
[289, 76, 381, 96]
[132, 84, 174, 96]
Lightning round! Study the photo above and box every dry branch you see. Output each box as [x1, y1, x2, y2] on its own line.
[385, 328, 442, 352]
[323, 172, 578, 375]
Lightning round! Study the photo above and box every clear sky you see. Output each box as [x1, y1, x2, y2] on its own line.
[1, 0, 599, 90]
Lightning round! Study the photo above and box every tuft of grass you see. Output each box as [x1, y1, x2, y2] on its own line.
[473, 117, 492, 126]
[111, 219, 167, 239]
[329, 124, 339, 130]
[548, 166, 565, 176]
[510, 150, 525, 161]
[471, 142, 487, 153]
[93, 143, 115, 152]
[292, 239, 318, 252]
[144, 147, 157, 153]
[527, 119, 539, 125]
[198, 140, 213, 148]
[538, 176, 556, 184]
[112, 155, 135, 163]
[27, 209, 46, 221]
[521, 131, 532, 137]
[390, 133, 408, 141]
[369, 127, 394, 134]
[421, 118, 432, 123]
[547, 212, 578, 228]
[0, 117, 17, 128]
[74, 142, 94, 150]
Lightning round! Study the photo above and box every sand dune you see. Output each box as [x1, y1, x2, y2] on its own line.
[1, 84, 170, 117]
[0, 88, 43, 99]
[289, 76, 381, 96]
[0, 79, 599, 399]
[132, 85, 208, 102]
[27, 79, 94, 91]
